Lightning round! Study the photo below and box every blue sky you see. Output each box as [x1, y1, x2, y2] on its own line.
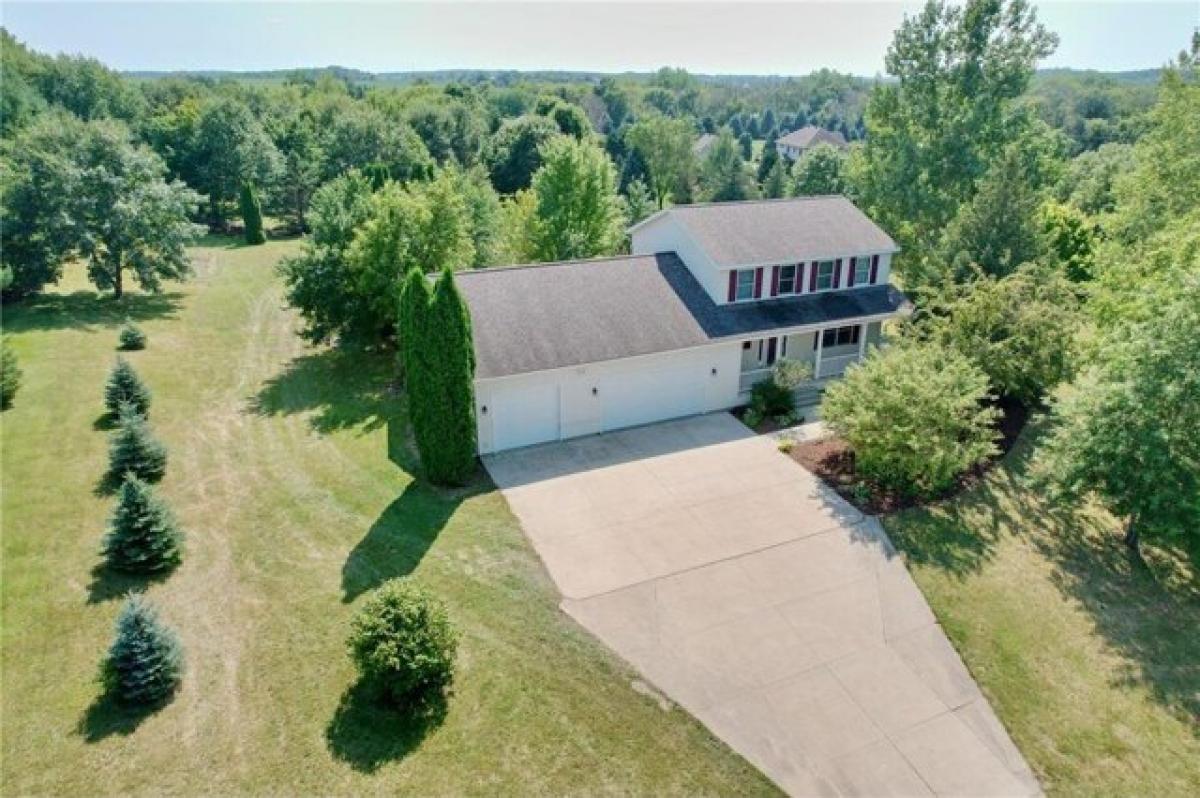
[3, 2, 1196, 75]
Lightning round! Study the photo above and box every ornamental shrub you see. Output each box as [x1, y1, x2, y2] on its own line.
[751, 378, 795, 418]
[118, 319, 147, 351]
[239, 181, 266, 245]
[773, 358, 812, 391]
[107, 403, 168, 484]
[103, 474, 183, 573]
[104, 357, 151, 417]
[347, 578, 459, 705]
[822, 342, 1000, 497]
[102, 593, 183, 705]
[0, 337, 21, 410]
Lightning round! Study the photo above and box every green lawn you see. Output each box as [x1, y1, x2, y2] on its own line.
[1, 237, 777, 796]
[884, 429, 1200, 797]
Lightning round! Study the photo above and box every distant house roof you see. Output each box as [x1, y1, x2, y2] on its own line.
[692, 133, 716, 157]
[777, 125, 848, 150]
[456, 252, 910, 379]
[631, 196, 899, 268]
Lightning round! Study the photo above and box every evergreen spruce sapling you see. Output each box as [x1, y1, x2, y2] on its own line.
[104, 357, 151, 417]
[0, 337, 21, 410]
[239, 181, 266, 245]
[103, 593, 183, 705]
[107, 403, 168, 484]
[103, 474, 183, 573]
[118, 318, 147, 350]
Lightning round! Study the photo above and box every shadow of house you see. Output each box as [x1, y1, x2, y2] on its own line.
[341, 479, 482, 603]
[324, 680, 449, 773]
[2, 291, 184, 335]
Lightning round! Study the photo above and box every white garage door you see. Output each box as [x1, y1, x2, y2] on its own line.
[491, 380, 561, 452]
[600, 361, 705, 432]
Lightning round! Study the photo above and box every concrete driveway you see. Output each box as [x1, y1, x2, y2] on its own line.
[485, 413, 1039, 797]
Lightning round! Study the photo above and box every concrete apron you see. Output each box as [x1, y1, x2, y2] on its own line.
[485, 413, 1041, 797]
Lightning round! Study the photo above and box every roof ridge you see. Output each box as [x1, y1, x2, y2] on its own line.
[666, 195, 849, 212]
[454, 252, 668, 277]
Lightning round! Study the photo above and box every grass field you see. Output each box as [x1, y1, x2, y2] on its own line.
[884, 429, 1200, 797]
[0, 237, 777, 796]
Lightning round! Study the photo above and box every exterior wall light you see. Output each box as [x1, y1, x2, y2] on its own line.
[592, 387, 598, 396]
[481, 405, 488, 415]
[711, 367, 718, 376]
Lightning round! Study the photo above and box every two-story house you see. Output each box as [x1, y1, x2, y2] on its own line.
[457, 196, 910, 454]
[775, 125, 848, 161]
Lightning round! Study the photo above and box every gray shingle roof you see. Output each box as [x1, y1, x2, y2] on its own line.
[777, 125, 848, 150]
[652, 196, 899, 268]
[456, 253, 910, 379]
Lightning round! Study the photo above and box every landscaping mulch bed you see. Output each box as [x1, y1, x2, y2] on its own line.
[787, 397, 1032, 515]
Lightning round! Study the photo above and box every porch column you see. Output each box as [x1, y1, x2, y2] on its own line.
[858, 323, 867, 362]
[814, 328, 824, 379]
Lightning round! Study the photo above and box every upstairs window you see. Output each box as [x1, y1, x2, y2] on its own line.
[816, 260, 835, 291]
[778, 264, 797, 295]
[735, 268, 756, 301]
[853, 256, 872, 285]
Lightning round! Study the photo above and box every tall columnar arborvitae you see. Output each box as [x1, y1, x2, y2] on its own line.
[398, 267, 431, 381]
[104, 357, 151, 417]
[0, 336, 21, 410]
[103, 593, 184, 705]
[408, 269, 477, 486]
[107, 403, 168, 484]
[239, 181, 266, 245]
[103, 474, 183, 573]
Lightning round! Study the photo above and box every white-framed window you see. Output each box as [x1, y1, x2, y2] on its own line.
[778, 264, 797, 295]
[816, 260, 835, 291]
[853, 255, 872, 285]
[821, 324, 861, 348]
[735, 268, 756, 301]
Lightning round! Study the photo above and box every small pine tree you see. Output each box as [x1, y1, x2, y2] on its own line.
[410, 270, 477, 485]
[0, 337, 21, 410]
[118, 319, 147, 351]
[762, 159, 788, 199]
[103, 593, 183, 705]
[107, 403, 168, 484]
[103, 474, 183, 573]
[738, 132, 754, 161]
[240, 182, 266, 245]
[104, 357, 151, 417]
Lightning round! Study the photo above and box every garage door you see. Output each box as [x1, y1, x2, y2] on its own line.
[600, 361, 705, 432]
[491, 380, 560, 452]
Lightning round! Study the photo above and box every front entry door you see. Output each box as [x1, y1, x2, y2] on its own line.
[765, 337, 778, 366]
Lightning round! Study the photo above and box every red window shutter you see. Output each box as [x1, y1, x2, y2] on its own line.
[833, 258, 842, 289]
[808, 261, 818, 292]
[727, 270, 737, 302]
[753, 267, 764, 298]
[847, 257, 856, 287]
[869, 254, 879, 284]
[770, 265, 780, 297]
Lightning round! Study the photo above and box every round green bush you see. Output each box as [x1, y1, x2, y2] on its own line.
[118, 320, 147, 351]
[347, 578, 458, 705]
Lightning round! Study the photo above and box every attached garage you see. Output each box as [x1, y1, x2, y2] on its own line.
[475, 344, 740, 454]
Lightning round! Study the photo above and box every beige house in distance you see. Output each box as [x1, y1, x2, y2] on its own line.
[776, 125, 848, 161]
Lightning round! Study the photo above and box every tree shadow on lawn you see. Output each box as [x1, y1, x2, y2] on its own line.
[85, 561, 175, 605]
[325, 680, 449, 773]
[76, 684, 176, 743]
[1031, 503, 1200, 729]
[892, 418, 1200, 729]
[340, 477, 486, 603]
[248, 344, 401, 437]
[2, 290, 184, 335]
[887, 425, 1046, 577]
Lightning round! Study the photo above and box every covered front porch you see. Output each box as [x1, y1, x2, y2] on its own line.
[737, 320, 881, 396]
